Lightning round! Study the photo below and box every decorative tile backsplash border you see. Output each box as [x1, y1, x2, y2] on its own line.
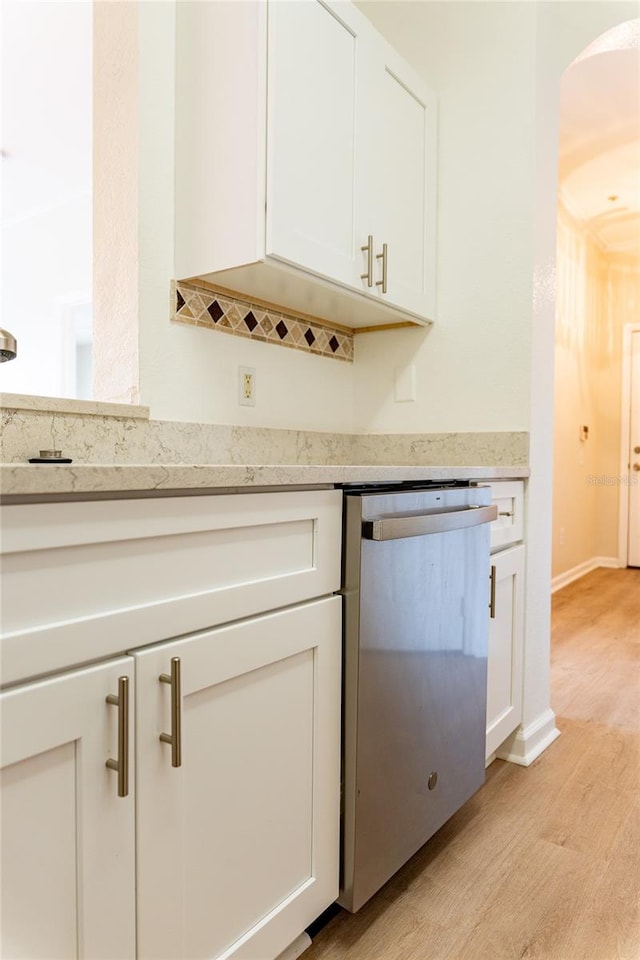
[172, 280, 354, 363]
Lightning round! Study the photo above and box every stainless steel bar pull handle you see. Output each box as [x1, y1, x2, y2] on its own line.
[489, 565, 497, 619]
[106, 676, 130, 798]
[361, 235, 374, 287]
[376, 243, 388, 293]
[159, 657, 182, 768]
[363, 504, 498, 541]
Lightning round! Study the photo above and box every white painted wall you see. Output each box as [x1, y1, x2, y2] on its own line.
[1, 0, 92, 398]
[354, 1, 536, 434]
[93, 0, 139, 406]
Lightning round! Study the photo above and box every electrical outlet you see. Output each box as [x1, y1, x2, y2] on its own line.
[238, 366, 256, 406]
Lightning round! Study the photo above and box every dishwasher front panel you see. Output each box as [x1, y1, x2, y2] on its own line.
[340, 486, 492, 913]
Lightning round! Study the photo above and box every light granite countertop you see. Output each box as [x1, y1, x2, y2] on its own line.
[0, 462, 529, 501]
[0, 393, 530, 500]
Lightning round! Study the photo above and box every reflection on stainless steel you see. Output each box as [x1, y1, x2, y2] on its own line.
[340, 485, 493, 913]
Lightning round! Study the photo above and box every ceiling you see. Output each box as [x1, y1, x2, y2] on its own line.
[559, 26, 640, 257]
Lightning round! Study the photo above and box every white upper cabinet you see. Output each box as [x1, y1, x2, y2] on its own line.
[174, 0, 438, 330]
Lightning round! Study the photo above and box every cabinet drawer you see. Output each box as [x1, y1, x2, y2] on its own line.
[1, 490, 342, 685]
[482, 481, 524, 552]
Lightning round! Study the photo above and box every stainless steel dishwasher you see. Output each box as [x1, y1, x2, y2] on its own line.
[339, 482, 497, 912]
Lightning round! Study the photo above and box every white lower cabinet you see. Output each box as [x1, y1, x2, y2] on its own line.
[0, 658, 136, 960]
[1, 599, 340, 960]
[1, 488, 343, 960]
[486, 543, 525, 760]
[135, 597, 342, 960]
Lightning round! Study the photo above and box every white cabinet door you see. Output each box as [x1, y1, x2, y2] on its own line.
[0, 658, 136, 960]
[135, 597, 341, 960]
[486, 544, 525, 759]
[359, 36, 437, 320]
[266, 0, 360, 286]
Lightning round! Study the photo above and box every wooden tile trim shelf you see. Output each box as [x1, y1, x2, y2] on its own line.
[172, 280, 355, 363]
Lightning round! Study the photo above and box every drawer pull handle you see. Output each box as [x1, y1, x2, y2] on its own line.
[498, 510, 514, 517]
[106, 676, 130, 798]
[376, 242, 388, 293]
[489, 565, 497, 620]
[159, 657, 182, 768]
[360, 235, 374, 287]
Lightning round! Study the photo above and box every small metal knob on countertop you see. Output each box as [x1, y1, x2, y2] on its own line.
[28, 450, 73, 464]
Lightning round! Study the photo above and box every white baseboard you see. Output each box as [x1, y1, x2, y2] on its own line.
[495, 708, 561, 767]
[595, 556, 623, 570]
[551, 556, 622, 593]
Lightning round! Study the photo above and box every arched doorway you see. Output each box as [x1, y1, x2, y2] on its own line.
[552, 22, 640, 589]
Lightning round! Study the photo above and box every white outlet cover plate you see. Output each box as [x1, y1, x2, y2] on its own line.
[238, 365, 256, 406]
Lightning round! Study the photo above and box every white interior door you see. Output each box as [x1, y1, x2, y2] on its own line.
[135, 597, 341, 960]
[0, 658, 136, 960]
[628, 330, 640, 567]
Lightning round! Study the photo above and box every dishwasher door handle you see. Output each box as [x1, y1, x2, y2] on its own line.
[363, 504, 498, 541]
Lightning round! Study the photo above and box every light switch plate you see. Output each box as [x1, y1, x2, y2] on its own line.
[394, 365, 416, 403]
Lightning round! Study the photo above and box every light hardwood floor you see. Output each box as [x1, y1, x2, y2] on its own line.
[305, 567, 640, 960]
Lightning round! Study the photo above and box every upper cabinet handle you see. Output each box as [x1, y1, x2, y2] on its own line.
[360, 235, 374, 287]
[376, 243, 388, 293]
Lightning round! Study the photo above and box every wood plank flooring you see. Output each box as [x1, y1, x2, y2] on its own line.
[304, 567, 640, 960]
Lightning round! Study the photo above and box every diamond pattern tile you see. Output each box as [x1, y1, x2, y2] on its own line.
[244, 310, 258, 332]
[207, 300, 224, 323]
[173, 281, 353, 363]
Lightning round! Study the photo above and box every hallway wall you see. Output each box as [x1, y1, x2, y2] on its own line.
[553, 205, 604, 578]
[553, 204, 640, 579]
[595, 257, 640, 559]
